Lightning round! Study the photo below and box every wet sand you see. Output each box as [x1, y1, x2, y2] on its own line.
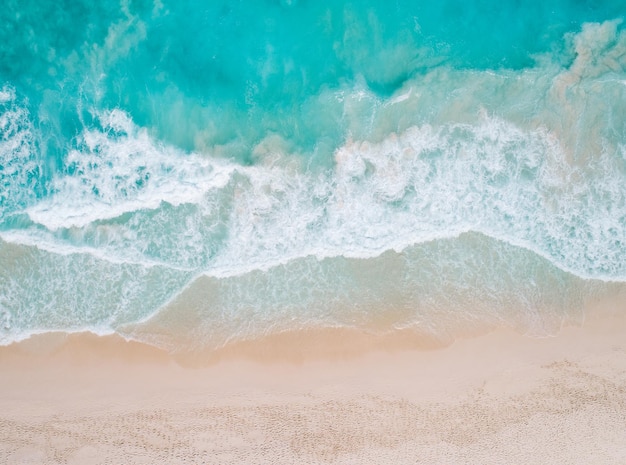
[1, 299, 626, 464]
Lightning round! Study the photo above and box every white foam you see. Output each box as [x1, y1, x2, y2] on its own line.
[184, 115, 622, 281]
[8, 21, 626, 285]
[26, 109, 236, 229]
[0, 85, 40, 217]
[0, 87, 15, 104]
[14, 107, 626, 282]
[386, 86, 413, 105]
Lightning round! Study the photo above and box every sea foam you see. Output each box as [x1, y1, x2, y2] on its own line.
[0, 10, 625, 349]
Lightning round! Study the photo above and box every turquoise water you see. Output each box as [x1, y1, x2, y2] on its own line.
[1, 1, 625, 350]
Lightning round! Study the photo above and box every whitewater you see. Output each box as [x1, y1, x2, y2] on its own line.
[0, 1, 625, 351]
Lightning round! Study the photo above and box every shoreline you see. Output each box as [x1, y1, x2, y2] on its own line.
[2, 299, 626, 464]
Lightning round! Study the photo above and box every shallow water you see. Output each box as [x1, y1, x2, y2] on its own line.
[1, 1, 625, 350]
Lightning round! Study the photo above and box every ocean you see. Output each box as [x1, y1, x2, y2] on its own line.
[1, 0, 625, 352]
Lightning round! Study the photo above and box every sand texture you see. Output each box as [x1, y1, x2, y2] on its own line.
[1, 310, 626, 464]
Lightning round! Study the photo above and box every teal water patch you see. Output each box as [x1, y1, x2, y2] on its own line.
[1, 0, 624, 164]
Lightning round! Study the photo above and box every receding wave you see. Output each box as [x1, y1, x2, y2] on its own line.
[122, 233, 620, 353]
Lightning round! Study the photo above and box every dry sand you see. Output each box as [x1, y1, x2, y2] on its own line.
[1, 298, 626, 464]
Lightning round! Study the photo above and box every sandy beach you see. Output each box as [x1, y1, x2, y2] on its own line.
[1, 293, 626, 465]
[2, 1, 626, 464]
